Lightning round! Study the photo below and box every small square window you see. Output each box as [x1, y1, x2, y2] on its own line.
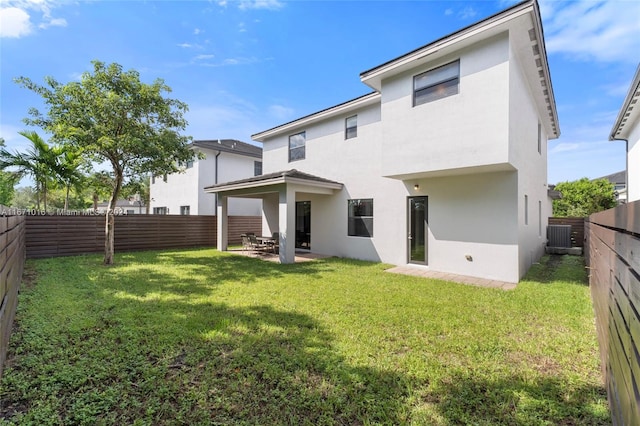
[345, 115, 357, 139]
[413, 60, 460, 106]
[180, 205, 190, 215]
[289, 132, 305, 162]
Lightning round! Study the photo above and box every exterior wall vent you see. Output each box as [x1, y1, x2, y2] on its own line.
[547, 225, 572, 248]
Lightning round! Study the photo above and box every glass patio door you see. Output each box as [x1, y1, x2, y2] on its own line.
[295, 201, 311, 250]
[408, 197, 428, 265]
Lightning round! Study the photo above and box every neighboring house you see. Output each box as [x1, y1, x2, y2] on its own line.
[610, 63, 640, 203]
[96, 199, 146, 215]
[206, 0, 559, 283]
[150, 139, 263, 215]
[596, 170, 627, 204]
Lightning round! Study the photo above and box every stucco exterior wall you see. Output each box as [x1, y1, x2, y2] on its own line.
[379, 33, 511, 178]
[256, 28, 552, 283]
[627, 122, 640, 202]
[508, 37, 550, 278]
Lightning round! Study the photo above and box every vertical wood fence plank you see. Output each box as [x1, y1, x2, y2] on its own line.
[0, 214, 26, 378]
[587, 199, 640, 425]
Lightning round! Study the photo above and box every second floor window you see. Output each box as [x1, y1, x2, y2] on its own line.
[289, 131, 306, 162]
[180, 205, 190, 215]
[345, 115, 357, 139]
[414, 60, 460, 106]
[254, 161, 263, 176]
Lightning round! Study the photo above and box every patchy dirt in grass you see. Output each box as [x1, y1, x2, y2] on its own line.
[19, 263, 38, 292]
[507, 351, 562, 376]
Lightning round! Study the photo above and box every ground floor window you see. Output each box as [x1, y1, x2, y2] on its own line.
[180, 205, 190, 215]
[153, 207, 168, 215]
[348, 199, 373, 237]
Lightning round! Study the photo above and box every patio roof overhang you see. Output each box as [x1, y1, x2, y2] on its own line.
[204, 169, 344, 196]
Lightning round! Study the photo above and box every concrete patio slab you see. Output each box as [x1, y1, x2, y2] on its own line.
[385, 266, 517, 290]
[228, 249, 329, 263]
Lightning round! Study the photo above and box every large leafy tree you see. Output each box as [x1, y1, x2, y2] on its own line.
[552, 177, 617, 217]
[0, 131, 61, 212]
[17, 61, 194, 264]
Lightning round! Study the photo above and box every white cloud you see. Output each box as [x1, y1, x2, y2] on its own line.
[193, 28, 202, 35]
[0, 0, 67, 38]
[268, 104, 294, 120]
[549, 142, 580, 154]
[177, 43, 193, 48]
[542, 0, 640, 63]
[194, 54, 215, 60]
[0, 7, 32, 38]
[444, 8, 453, 16]
[458, 6, 477, 20]
[237, 0, 283, 11]
[39, 17, 66, 29]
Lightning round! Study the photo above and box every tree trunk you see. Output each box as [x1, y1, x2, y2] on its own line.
[104, 173, 123, 265]
[93, 193, 98, 210]
[43, 181, 47, 213]
[64, 184, 70, 210]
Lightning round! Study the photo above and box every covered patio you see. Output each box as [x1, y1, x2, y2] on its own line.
[204, 169, 343, 264]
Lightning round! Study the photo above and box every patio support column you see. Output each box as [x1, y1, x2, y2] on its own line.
[279, 185, 296, 264]
[216, 194, 228, 252]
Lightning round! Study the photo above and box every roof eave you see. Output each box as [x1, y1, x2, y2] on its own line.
[359, 0, 534, 90]
[204, 175, 343, 193]
[252, 92, 380, 142]
[609, 63, 640, 141]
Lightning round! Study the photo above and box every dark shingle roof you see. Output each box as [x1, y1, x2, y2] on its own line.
[596, 170, 626, 184]
[192, 139, 262, 159]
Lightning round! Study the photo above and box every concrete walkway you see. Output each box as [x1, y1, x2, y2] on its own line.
[385, 266, 517, 290]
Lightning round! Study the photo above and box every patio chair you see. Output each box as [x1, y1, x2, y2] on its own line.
[241, 234, 252, 253]
[271, 232, 279, 254]
[248, 234, 268, 253]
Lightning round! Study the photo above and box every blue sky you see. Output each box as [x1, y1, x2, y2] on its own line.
[1, 0, 638, 185]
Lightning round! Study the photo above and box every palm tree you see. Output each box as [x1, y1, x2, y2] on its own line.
[0, 131, 60, 212]
[56, 149, 85, 210]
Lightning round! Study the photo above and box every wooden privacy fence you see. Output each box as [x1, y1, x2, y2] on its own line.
[549, 217, 585, 247]
[586, 200, 639, 425]
[0, 215, 26, 378]
[26, 215, 261, 259]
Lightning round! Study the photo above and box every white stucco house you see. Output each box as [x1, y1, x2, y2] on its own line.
[206, 0, 560, 283]
[150, 139, 262, 216]
[610, 63, 640, 203]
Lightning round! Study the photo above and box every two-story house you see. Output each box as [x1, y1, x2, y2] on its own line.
[610, 63, 640, 203]
[150, 139, 262, 216]
[206, 0, 559, 283]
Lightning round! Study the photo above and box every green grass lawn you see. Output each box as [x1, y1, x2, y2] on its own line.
[0, 250, 608, 425]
